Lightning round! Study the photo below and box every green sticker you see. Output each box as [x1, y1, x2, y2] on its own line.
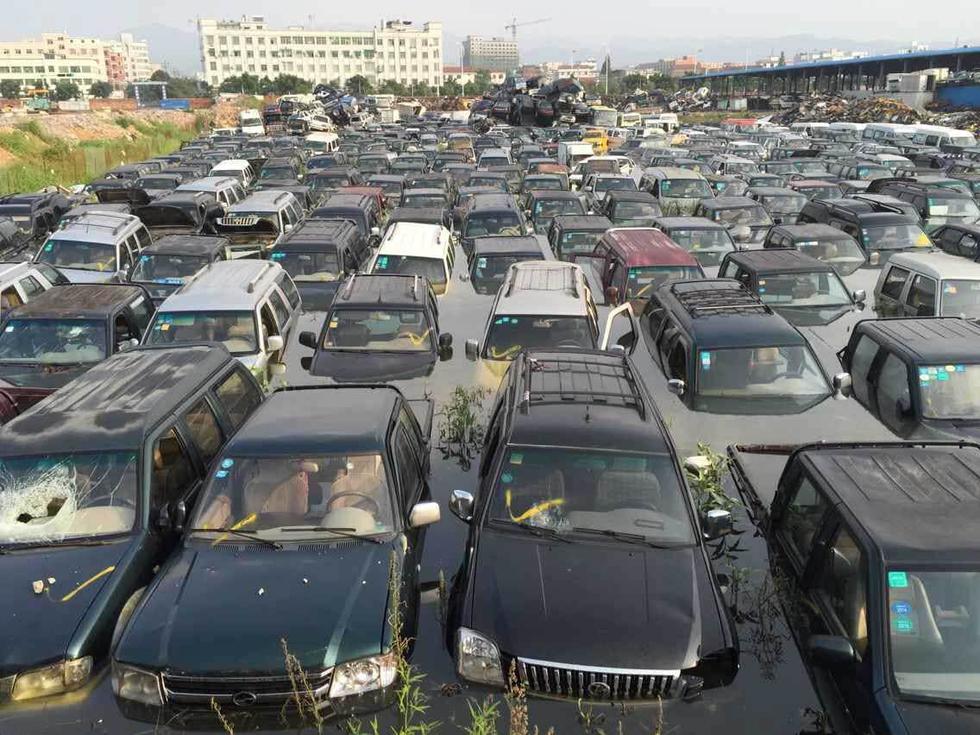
[509, 452, 523, 466]
[888, 571, 909, 589]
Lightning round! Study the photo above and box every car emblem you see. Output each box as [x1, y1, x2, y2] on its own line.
[587, 681, 612, 698]
[232, 691, 258, 707]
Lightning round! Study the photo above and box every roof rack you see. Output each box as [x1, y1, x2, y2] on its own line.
[504, 263, 579, 298]
[340, 273, 357, 300]
[670, 281, 772, 317]
[517, 353, 646, 420]
[245, 261, 275, 293]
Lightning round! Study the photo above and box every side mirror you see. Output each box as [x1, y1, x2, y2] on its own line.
[370, 226, 380, 237]
[300, 355, 312, 371]
[701, 508, 733, 540]
[284, 223, 294, 233]
[408, 501, 441, 528]
[851, 289, 867, 304]
[265, 334, 284, 352]
[869, 251, 881, 266]
[449, 489, 474, 522]
[174, 500, 187, 533]
[439, 332, 454, 349]
[269, 362, 286, 377]
[605, 285, 620, 305]
[465, 339, 479, 361]
[667, 378, 686, 396]
[833, 372, 852, 395]
[807, 634, 856, 668]
[118, 337, 139, 353]
[298, 331, 317, 350]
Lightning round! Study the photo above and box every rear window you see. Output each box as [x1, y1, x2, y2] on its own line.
[464, 212, 522, 238]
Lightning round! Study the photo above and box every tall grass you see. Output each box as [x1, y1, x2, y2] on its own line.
[0, 114, 205, 194]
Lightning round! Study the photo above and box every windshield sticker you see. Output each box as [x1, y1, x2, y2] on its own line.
[509, 452, 523, 465]
[4, 325, 13, 332]
[944, 284, 957, 294]
[500, 472, 513, 484]
[215, 470, 229, 479]
[329, 320, 338, 329]
[891, 614, 917, 636]
[916, 233, 931, 247]
[376, 256, 389, 268]
[270, 252, 285, 260]
[43, 242, 53, 251]
[220, 458, 234, 469]
[159, 323, 170, 331]
[477, 258, 487, 268]
[700, 351, 712, 370]
[888, 570, 909, 588]
[892, 601, 912, 615]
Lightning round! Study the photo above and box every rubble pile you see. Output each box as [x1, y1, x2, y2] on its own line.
[666, 87, 714, 113]
[770, 94, 924, 125]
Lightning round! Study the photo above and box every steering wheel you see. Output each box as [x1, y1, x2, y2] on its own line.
[325, 492, 380, 516]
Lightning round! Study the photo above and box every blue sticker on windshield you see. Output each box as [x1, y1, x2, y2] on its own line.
[215, 470, 229, 479]
[270, 252, 285, 260]
[221, 458, 234, 469]
[44, 242, 53, 251]
[501, 472, 513, 484]
[140, 255, 151, 262]
[892, 601, 912, 616]
[700, 351, 711, 371]
[377, 256, 389, 268]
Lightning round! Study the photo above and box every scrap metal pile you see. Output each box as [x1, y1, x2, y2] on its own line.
[769, 94, 924, 124]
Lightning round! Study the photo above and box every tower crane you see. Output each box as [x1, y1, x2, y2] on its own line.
[503, 17, 551, 40]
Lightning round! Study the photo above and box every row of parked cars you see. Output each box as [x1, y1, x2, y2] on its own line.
[1, 108, 979, 735]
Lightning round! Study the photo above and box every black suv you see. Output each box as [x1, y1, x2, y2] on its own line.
[0, 192, 71, 240]
[729, 440, 980, 735]
[448, 349, 738, 701]
[797, 199, 931, 264]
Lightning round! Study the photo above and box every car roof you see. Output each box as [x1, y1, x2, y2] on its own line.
[884, 250, 980, 280]
[606, 190, 657, 204]
[50, 212, 140, 243]
[140, 234, 230, 257]
[229, 190, 295, 212]
[278, 218, 359, 248]
[659, 279, 806, 349]
[0, 261, 35, 281]
[8, 283, 144, 319]
[726, 248, 835, 274]
[333, 273, 431, 309]
[797, 443, 980, 562]
[158, 260, 284, 312]
[749, 187, 804, 197]
[467, 193, 517, 212]
[176, 176, 241, 192]
[772, 223, 857, 240]
[604, 228, 699, 266]
[226, 386, 400, 457]
[699, 196, 760, 210]
[378, 221, 450, 257]
[472, 235, 550, 257]
[0, 345, 233, 456]
[495, 262, 588, 317]
[552, 215, 612, 231]
[647, 166, 703, 179]
[527, 189, 581, 201]
[855, 317, 980, 363]
[653, 216, 727, 230]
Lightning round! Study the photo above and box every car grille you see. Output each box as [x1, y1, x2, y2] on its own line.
[516, 658, 679, 701]
[162, 669, 332, 707]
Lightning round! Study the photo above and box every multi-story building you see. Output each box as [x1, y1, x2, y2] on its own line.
[462, 36, 519, 72]
[197, 16, 444, 89]
[0, 32, 153, 94]
[539, 59, 599, 82]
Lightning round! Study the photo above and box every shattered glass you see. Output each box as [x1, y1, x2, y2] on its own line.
[0, 453, 138, 544]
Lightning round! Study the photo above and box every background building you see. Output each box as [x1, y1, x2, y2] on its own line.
[0, 32, 153, 94]
[442, 65, 505, 87]
[462, 36, 519, 71]
[197, 16, 443, 89]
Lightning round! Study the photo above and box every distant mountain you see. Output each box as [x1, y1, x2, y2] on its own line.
[122, 23, 200, 76]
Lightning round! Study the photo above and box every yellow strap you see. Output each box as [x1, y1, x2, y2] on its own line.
[61, 566, 116, 603]
[211, 512, 258, 547]
[506, 489, 566, 522]
[404, 328, 432, 347]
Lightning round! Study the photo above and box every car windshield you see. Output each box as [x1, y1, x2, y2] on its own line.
[800, 185, 841, 200]
[322, 308, 433, 352]
[856, 166, 891, 180]
[534, 198, 583, 218]
[464, 213, 522, 238]
[525, 179, 562, 191]
[793, 161, 828, 175]
[594, 178, 637, 194]
[485, 315, 594, 360]
[862, 224, 932, 250]
[713, 206, 772, 227]
[0, 318, 106, 364]
[467, 176, 508, 191]
[372, 254, 447, 294]
[887, 569, 980, 703]
[130, 253, 208, 284]
[260, 166, 295, 179]
[761, 193, 809, 215]
[403, 193, 447, 208]
[795, 239, 866, 276]
[371, 181, 402, 196]
[36, 239, 117, 272]
[270, 249, 340, 280]
[613, 201, 660, 222]
[696, 345, 832, 412]
[917, 364, 980, 419]
[928, 197, 980, 219]
[559, 231, 603, 257]
[940, 280, 980, 319]
[661, 179, 712, 198]
[192, 454, 394, 541]
[756, 271, 852, 307]
[146, 311, 258, 355]
[135, 177, 178, 190]
[472, 255, 539, 288]
[488, 447, 694, 544]
[669, 228, 735, 263]
[309, 173, 349, 189]
[0, 452, 138, 545]
[626, 265, 702, 299]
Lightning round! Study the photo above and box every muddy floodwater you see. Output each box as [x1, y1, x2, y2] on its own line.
[1, 240, 871, 735]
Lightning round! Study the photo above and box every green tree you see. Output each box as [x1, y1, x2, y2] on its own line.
[472, 70, 492, 93]
[52, 81, 80, 101]
[0, 79, 21, 99]
[441, 77, 462, 96]
[621, 73, 648, 92]
[149, 69, 171, 82]
[219, 73, 262, 95]
[345, 74, 373, 95]
[89, 81, 114, 98]
[166, 75, 205, 98]
[377, 79, 408, 96]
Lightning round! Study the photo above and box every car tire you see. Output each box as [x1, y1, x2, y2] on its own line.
[110, 586, 146, 653]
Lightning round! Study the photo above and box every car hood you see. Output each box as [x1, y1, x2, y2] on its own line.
[895, 697, 980, 734]
[775, 302, 864, 328]
[468, 530, 701, 670]
[116, 541, 396, 675]
[0, 541, 130, 676]
[310, 350, 436, 383]
[0, 362, 92, 390]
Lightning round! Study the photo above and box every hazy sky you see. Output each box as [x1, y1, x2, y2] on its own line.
[4, 1, 976, 43]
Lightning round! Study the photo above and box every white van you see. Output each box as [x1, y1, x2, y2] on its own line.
[239, 109, 265, 136]
[304, 132, 339, 154]
[210, 160, 256, 189]
[911, 124, 977, 149]
[862, 123, 917, 144]
[557, 142, 595, 168]
[366, 222, 455, 296]
[144, 259, 301, 381]
[0, 261, 66, 317]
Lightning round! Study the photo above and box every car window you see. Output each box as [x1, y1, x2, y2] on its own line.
[151, 427, 197, 507]
[960, 233, 979, 258]
[135, 227, 152, 250]
[18, 276, 45, 299]
[184, 398, 225, 465]
[118, 241, 134, 272]
[393, 425, 422, 506]
[34, 263, 69, 286]
[815, 525, 868, 656]
[268, 289, 291, 328]
[667, 339, 687, 381]
[880, 266, 911, 300]
[849, 335, 880, 406]
[214, 368, 263, 430]
[0, 286, 23, 312]
[876, 353, 913, 433]
[276, 273, 301, 310]
[128, 296, 153, 333]
[781, 476, 829, 563]
[114, 313, 134, 347]
[905, 274, 937, 316]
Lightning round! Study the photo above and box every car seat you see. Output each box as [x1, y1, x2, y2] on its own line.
[244, 465, 309, 517]
[595, 470, 661, 511]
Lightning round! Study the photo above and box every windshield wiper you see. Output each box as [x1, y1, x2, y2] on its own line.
[188, 527, 283, 550]
[569, 527, 682, 549]
[278, 526, 386, 544]
[510, 521, 571, 543]
[0, 538, 115, 553]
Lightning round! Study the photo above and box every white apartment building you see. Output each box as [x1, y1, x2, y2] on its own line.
[0, 32, 152, 94]
[462, 36, 519, 71]
[197, 17, 444, 89]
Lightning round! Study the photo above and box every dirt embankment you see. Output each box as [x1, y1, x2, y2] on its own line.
[0, 109, 202, 144]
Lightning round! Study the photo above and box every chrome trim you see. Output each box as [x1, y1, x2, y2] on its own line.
[517, 657, 680, 677]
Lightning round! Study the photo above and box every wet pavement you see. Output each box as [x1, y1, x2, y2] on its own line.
[0, 240, 893, 735]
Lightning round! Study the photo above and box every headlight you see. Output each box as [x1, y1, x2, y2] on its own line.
[111, 663, 162, 706]
[329, 653, 397, 698]
[456, 628, 504, 686]
[10, 657, 93, 701]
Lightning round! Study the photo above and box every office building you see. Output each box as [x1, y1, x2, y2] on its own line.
[462, 36, 519, 72]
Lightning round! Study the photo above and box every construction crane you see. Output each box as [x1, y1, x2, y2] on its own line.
[504, 17, 551, 40]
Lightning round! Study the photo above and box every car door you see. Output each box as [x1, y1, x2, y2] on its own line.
[843, 334, 882, 409]
[902, 273, 937, 317]
[149, 424, 205, 544]
[876, 265, 911, 316]
[112, 309, 139, 352]
[599, 302, 638, 355]
[391, 407, 427, 630]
